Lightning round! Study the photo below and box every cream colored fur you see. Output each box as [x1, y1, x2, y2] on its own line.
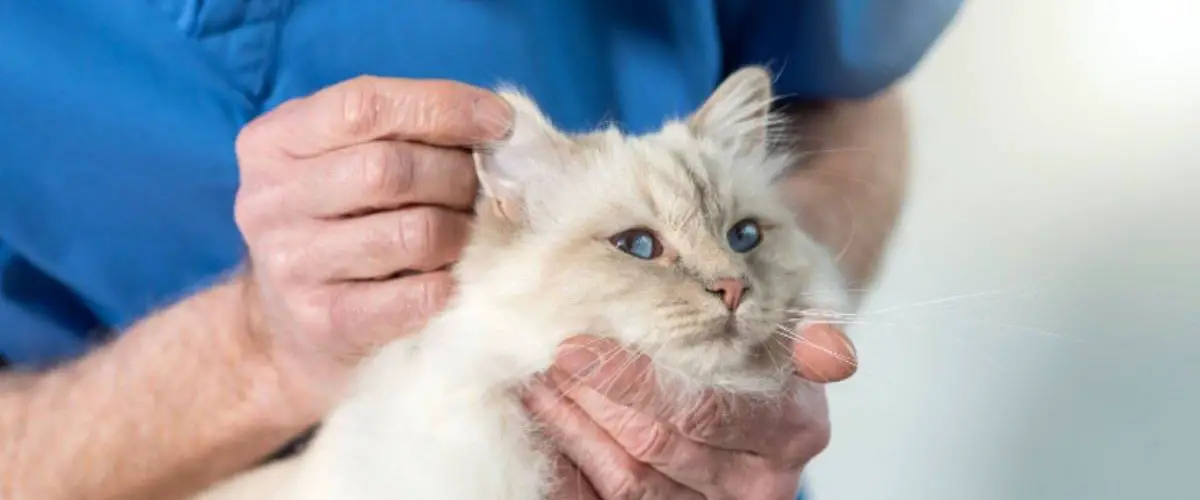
[194, 66, 849, 500]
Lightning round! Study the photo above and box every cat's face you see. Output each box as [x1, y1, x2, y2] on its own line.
[463, 67, 847, 391]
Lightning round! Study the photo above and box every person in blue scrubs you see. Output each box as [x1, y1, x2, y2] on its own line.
[0, 1, 960, 498]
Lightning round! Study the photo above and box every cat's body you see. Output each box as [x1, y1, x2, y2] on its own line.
[272, 306, 572, 499]
[195, 67, 849, 500]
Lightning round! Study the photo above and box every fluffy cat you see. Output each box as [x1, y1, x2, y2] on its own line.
[195, 66, 850, 500]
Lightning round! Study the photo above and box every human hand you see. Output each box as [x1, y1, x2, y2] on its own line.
[232, 76, 512, 423]
[525, 323, 856, 500]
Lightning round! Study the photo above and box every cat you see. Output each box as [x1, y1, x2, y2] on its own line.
[194, 66, 850, 500]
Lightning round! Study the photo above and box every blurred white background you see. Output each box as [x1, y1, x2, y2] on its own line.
[807, 1, 1200, 499]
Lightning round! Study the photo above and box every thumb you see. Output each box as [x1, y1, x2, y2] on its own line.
[793, 323, 858, 383]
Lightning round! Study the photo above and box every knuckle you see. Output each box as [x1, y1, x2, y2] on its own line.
[235, 97, 301, 159]
[778, 395, 832, 465]
[246, 229, 314, 282]
[781, 418, 831, 466]
[359, 210, 436, 263]
[288, 288, 336, 335]
[357, 143, 414, 197]
[232, 192, 261, 235]
[743, 471, 803, 500]
[258, 245, 302, 280]
[608, 461, 657, 500]
[232, 186, 282, 233]
[338, 76, 385, 137]
[808, 413, 832, 451]
[360, 221, 406, 263]
[410, 84, 472, 133]
[235, 185, 300, 246]
[626, 419, 672, 463]
[398, 208, 438, 256]
[234, 118, 269, 160]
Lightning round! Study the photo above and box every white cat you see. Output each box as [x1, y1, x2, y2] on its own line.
[195, 66, 849, 500]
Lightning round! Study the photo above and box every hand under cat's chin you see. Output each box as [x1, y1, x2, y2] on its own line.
[532, 332, 841, 500]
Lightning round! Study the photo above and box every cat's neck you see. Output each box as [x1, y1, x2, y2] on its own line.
[401, 288, 575, 386]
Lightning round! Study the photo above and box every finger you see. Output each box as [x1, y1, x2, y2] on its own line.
[294, 141, 478, 218]
[325, 270, 454, 353]
[303, 207, 471, 282]
[793, 323, 858, 383]
[523, 380, 703, 500]
[240, 76, 513, 159]
[547, 453, 602, 500]
[551, 337, 827, 457]
[558, 382, 803, 499]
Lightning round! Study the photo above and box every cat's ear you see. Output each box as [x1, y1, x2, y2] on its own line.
[473, 89, 572, 220]
[688, 66, 776, 156]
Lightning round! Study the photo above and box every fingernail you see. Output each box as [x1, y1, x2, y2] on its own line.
[519, 377, 554, 410]
[795, 323, 859, 383]
[472, 94, 514, 141]
[521, 375, 548, 398]
[829, 324, 858, 358]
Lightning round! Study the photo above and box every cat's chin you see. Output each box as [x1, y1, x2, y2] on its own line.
[646, 338, 792, 395]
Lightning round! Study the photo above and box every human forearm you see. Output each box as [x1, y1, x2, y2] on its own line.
[780, 87, 911, 295]
[0, 277, 304, 500]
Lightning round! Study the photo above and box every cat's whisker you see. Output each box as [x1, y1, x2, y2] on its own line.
[789, 283, 1055, 323]
[784, 308, 861, 319]
[637, 346, 671, 402]
[771, 328, 805, 344]
[871, 316, 1076, 342]
[539, 346, 627, 408]
[772, 319, 862, 338]
[779, 315, 865, 326]
[857, 287, 1049, 317]
[791, 335, 858, 367]
[970, 320, 1075, 341]
[830, 189, 858, 264]
[804, 285, 875, 293]
[766, 338, 789, 376]
[796, 163, 876, 185]
[776, 306, 1081, 344]
[541, 327, 671, 406]
[596, 344, 653, 398]
[560, 345, 623, 383]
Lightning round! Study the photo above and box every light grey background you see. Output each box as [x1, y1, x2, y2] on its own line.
[807, 1, 1199, 499]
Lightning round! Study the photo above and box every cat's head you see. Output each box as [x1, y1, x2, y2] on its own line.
[461, 67, 848, 392]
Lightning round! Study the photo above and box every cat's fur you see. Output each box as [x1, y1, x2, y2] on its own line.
[195, 66, 849, 500]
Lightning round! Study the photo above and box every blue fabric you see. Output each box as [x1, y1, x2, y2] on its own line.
[0, 0, 960, 363]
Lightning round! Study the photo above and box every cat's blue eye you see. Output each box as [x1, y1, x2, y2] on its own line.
[609, 228, 663, 260]
[727, 219, 763, 253]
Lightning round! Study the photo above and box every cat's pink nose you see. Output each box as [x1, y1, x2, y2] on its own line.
[707, 277, 748, 311]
